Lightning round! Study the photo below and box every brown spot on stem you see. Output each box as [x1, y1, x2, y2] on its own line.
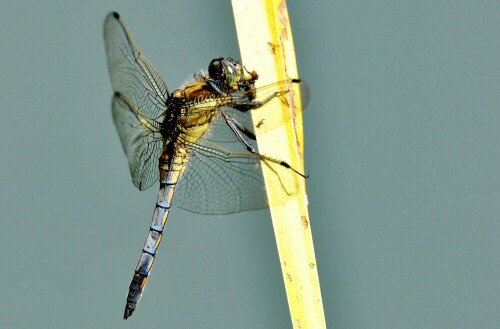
[267, 42, 278, 54]
[301, 216, 309, 229]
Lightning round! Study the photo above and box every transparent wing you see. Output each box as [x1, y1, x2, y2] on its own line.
[174, 135, 268, 214]
[104, 12, 170, 190]
[104, 11, 169, 123]
[112, 93, 163, 191]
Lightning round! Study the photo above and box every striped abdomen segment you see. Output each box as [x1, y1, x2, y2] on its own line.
[123, 149, 186, 319]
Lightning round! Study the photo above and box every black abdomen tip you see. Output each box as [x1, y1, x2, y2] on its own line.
[112, 12, 120, 19]
[124, 304, 136, 320]
[124, 308, 133, 320]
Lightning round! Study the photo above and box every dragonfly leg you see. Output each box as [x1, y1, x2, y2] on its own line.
[206, 78, 227, 94]
[222, 111, 256, 140]
[230, 90, 289, 111]
[221, 111, 256, 152]
[221, 111, 308, 179]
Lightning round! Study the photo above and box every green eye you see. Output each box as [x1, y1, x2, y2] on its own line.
[222, 58, 243, 87]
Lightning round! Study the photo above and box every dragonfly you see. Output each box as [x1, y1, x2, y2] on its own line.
[103, 12, 306, 319]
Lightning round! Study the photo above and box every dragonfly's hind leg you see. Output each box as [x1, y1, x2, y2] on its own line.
[220, 111, 308, 179]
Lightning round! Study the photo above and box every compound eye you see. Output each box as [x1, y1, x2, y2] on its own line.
[222, 59, 242, 87]
[208, 57, 226, 81]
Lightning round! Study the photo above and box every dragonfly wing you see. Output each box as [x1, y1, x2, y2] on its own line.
[112, 93, 163, 191]
[105, 12, 170, 190]
[174, 137, 268, 215]
[104, 11, 169, 123]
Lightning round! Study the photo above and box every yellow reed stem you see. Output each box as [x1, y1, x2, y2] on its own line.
[231, 1, 326, 328]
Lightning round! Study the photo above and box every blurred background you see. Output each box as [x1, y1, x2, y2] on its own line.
[1, 1, 499, 328]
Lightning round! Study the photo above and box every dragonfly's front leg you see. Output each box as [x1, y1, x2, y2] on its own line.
[230, 90, 289, 111]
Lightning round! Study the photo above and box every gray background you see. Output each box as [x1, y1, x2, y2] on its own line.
[1, 1, 499, 328]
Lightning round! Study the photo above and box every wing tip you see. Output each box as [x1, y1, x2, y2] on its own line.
[105, 11, 120, 22]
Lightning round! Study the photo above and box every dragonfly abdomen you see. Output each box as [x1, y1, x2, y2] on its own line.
[124, 149, 187, 319]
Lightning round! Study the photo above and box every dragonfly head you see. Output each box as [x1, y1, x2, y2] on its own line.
[208, 57, 246, 91]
